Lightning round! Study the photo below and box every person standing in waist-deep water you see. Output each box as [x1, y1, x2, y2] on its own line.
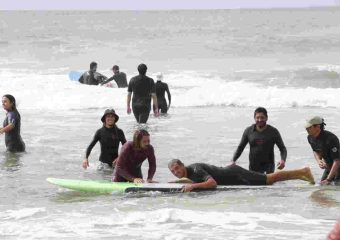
[113, 129, 156, 183]
[231, 107, 287, 174]
[0, 94, 25, 152]
[127, 63, 159, 123]
[82, 109, 126, 171]
[155, 72, 171, 114]
[168, 159, 314, 192]
[101, 65, 128, 88]
[78, 61, 108, 85]
[305, 116, 340, 185]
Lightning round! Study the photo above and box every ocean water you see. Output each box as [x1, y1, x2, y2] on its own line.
[0, 8, 340, 239]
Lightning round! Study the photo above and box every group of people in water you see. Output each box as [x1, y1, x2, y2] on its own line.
[1, 63, 340, 192]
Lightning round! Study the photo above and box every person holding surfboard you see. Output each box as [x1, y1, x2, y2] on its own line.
[82, 109, 126, 171]
[113, 129, 156, 183]
[155, 72, 171, 114]
[231, 107, 287, 174]
[305, 116, 340, 185]
[168, 159, 315, 192]
[0, 94, 25, 152]
[78, 61, 108, 85]
[127, 63, 159, 123]
[101, 65, 127, 88]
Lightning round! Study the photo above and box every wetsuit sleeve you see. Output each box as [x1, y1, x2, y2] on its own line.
[191, 166, 213, 183]
[115, 144, 136, 181]
[78, 74, 84, 83]
[147, 146, 156, 180]
[119, 129, 127, 145]
[7, 112, 17, 126]
[274, 129, 287, 161]
[328, 135, 340, 160]
[150, 79, 156, 94]
[101, 76, 114, 85]
[165, 84, 171, 104]
[127, 78, 133, 93]
[232, 128, 249, 162]
[85, 130, 100, 158]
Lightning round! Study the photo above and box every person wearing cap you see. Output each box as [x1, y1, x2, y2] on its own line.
[231, 107, 287, 174]
[155, 72, 171, 114]
[113, 129, 157, 183]
[79, 61, 108, 85]
[305, 116, 340, 185]
[127, 63, 159, 123]
[101, 65, 127, 88]
[82, 109, 126, 171]
[1, 94, 25, 152]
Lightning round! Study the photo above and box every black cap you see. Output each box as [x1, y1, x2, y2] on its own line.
[101, 109, 119, 123]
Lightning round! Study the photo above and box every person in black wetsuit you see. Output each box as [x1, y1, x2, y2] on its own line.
[0, 94, 25, 152]
[155, 72, 171, 114]
[305, 116, 340, 185]
[168, 159, 315, 192]
[127, 63, 159, 123]
[101, 65, 127, 88]
[78, 61, 107, 85]
[82, 109, 126, 171]
[231, 107, 287, 174]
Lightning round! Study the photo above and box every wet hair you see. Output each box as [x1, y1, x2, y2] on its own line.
[133, 129, 150, 149]
[137, 63, 147, 75]
[3, 94, 17, 111]
[168, 159, 184, 169]
[254, 107, 268, 118]
[90, 61, 97, 69]
[318, 119, 326, 131]
[112, 65, 119, 71]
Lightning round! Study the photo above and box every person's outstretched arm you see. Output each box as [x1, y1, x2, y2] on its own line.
[231, 128, 249, 164]
[182, 177, 217, 192]
[166, 84, 171, 109]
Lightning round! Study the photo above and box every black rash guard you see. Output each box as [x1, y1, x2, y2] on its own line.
[186, 163, 267, 185]
[155, 81, 171, 113]
[308, 130, 340, 181]
[232, 124, 287, 174]
[86, 126, 126, 166]
[3, 110, 25, 152]
[102, 72, 128, 88]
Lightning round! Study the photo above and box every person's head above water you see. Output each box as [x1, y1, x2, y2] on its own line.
[101, 108, 119, 125]
[254, 107, 268, 129]
[2, 94, 17, 111]
[112, 65, 119, 74]
[133, 129, 150, 149]
[137, 63, 147, 75]
[90, 62, 97, 72]
[156, 72, 163, 81]
[168, 159, 186, 179]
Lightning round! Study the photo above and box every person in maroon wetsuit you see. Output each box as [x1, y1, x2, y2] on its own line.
[113, 129, 157, 183]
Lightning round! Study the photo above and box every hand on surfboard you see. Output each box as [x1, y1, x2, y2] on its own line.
[276, 160, 285, 170]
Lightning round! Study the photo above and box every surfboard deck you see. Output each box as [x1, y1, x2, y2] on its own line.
[46, 178, 279, 194]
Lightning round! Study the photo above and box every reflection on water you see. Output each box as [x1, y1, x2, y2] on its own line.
[0, 151, 23, 171]
[310, 188, 340, 208]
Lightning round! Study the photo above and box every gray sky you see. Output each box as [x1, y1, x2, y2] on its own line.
[1, 0, 339, 10]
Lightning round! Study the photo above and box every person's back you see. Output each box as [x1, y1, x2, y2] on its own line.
[113, 72, 128, 88]
[79, 61, 107, 85]
[155, 73, 171, 113]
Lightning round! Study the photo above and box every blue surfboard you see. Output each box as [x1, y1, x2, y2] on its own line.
[68, 71, 82, 81]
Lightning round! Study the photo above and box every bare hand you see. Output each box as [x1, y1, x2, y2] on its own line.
[230, 161, 236, 166]
[154, 108, 160, 117]
[318, 160, 327, 169]
[277, 160, 285, 170]
[133, 178, 144, 184]
[320, 179, 331, 185]
[82, 159, 89, 169]
[127, 107, 132, 114]
[181, 184, 194, 192]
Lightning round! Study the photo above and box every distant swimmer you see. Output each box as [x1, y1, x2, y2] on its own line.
[0, 94, 25, 152]
[305, 116, 340, 185]
[127, 63, 159, 123]
[155, 72, 171, 114]
[78, 61, 108, 85]
[113, 129, 157, 183]
[82, 109, 126, 171]
[168, 159, 315, 192]
[101, 65, 128, 88]
[231, 107, 287, 174]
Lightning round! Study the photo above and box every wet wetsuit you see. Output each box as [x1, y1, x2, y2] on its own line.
[307, 130, 340, 182]
[3, 110, 25, 152]
[79, 71, 107, 85]
[155, 80, 171, 113]
[113, 141, 156, 182]
[128, 74, 156, 123]
[86, 126, 126, 167]
[232, 124, 287, 174]
[186, 163, 267, 185]
[101, 72, 127, 88]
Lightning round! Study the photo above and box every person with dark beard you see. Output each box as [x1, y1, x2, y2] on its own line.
[231, 107, 287, 174]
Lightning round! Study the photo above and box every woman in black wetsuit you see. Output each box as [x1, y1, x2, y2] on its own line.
[0, 94, 25, 152]
[82, 109, 126, 171]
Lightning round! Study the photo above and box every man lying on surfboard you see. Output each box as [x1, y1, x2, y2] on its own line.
[168, 159, 315, 192]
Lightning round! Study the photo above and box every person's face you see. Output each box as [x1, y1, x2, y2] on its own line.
[140, 135, 150, 149]
[306, 125, 321, 137]
[2, 97, 13, 111]
[169, 163, 186, 178]
[113, 69, 119, 75]
[91, 66, 97, 73]
[105, 113, 116, 126]
[254, 112, 267, 128]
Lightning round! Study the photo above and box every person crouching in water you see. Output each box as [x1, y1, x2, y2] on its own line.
[82, 109, 126, 171]
[0, 94, 25, 152]
[113, 129, 156, 183]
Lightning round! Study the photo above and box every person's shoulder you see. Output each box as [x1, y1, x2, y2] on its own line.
[324, 130, 339, 142]
[245, 125, 255, 132]
[267, 124, 281, 133]
[116, 127, 125, 134]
